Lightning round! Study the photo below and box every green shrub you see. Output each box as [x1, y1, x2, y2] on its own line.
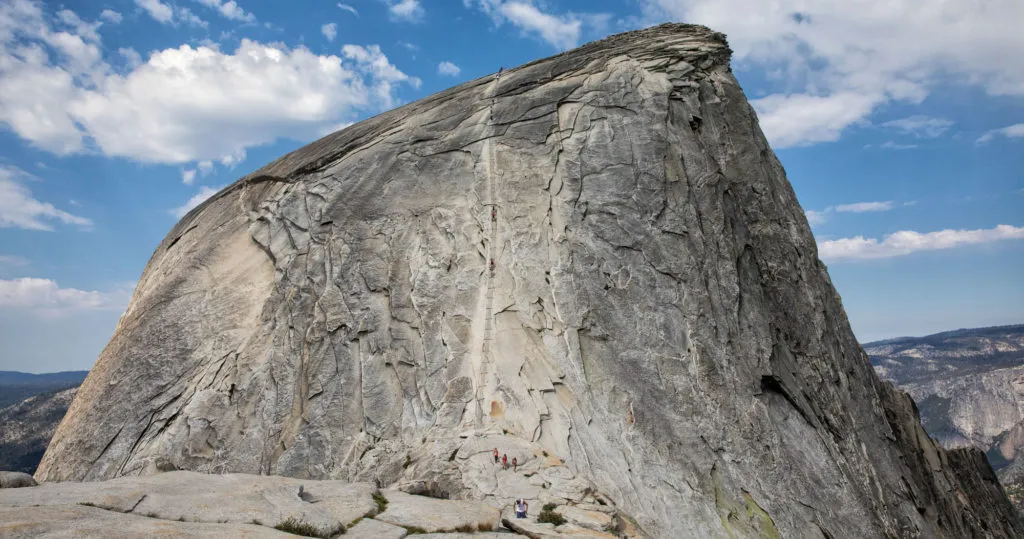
[542, 503, 557, 511]
[273, 517, 345, 538]
[372, 492, 389, 513]
[403, 525, 428, 534]
[537, 509, 566, 526]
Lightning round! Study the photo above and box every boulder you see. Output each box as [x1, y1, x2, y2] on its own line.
[346, 517, 408, 539]
[0, 504, 289, 538]
[374, 490, 499, 533]
[555, 505, 614, 531]
[0, 472, 36, 489]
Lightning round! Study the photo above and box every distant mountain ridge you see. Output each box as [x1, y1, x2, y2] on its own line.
[0, 387, 78, 474]
[0, 371, 88, 410]
[866, 324, 1024, 385]
[0, 371, 87, 474]
[866, 324, 1024, 512]
[0, 370, 89, 385]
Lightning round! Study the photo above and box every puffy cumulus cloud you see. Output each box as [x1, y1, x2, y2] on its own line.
[467, 0, 607, 51]
[342, 44, 421, 107]
[181, 168, 197, 185]
[819, 224, 1024, 262]
[170, 185, 223, 218]
[751, 92, 882, 148]
[437, 61, 460, 76]
[195, 0, 256, 23]
[499, 3, 580, 50]
[0, 166, 91, 231]
[0, 277, 132, 316]
[643, 0, 1024, 147]
[0, 1, 419, 165]
[135, 0, 173, 23]
[977, 123, 1024, 144]
[834, 201, 894, 213]
[387, 0, 423, 22]
[134, 0, 206, 27]
[322, 22, 337, 42]
[99, 10, 122, 24]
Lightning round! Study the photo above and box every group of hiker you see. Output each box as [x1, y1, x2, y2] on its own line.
[492, 447, 519, 472]
[492, 448, 529, 518]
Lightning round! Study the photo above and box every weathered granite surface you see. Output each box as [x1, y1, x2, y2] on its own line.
[0, 471, 527, 537]
[35, 23, 1022, 538]
[0, 505, 288, 538]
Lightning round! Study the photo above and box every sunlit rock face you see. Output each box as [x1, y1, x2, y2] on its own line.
[36, 24, 1022, 538]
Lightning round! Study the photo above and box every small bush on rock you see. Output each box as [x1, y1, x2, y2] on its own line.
[372, 492, 388, 513]
[273, 517, 345, 538]
[542, 503, 557, 511]
[537, 509, 566, 526]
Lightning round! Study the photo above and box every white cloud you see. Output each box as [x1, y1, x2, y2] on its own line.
[977, 123, 1024, 144]
[0, 255, 29, 267]
[56, 10, 102, 42]
[879, 141, 918, 150]
[643, 0, 1024, 147]
[805, 200, 906, 225]
[466, 0, 606, 50]
[804, 209, 827, 226]
[0, 277, 132, 315]
[321, 22, 337, 42]
[0, 166, 91, 231]
[337, 3, 359, 16]
[498, 2, 580, 50]
[135, 0, 173, 23]
[388, 0, 424, 22]
[819, 224, 1024, 262]
[171, 185, 223, 218]
[118, 47, 142, 68]
[135, 0, 206, 27]
[195, 0, 255, 23]
[437, 61, 460, 76]
[751, 92, 880, 148]
[835, 201, 894, 213]
[342, 44, 421, 107]
[0, 2, 419, 165]
[99, 9, 123, 24]
[181, 168, 197, 185]
[881, 115, 953, 138]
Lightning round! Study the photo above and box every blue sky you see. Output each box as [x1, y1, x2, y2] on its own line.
[0, 0, 1022, 372]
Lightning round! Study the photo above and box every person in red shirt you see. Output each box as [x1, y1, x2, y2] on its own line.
[502, 454, 508, 470]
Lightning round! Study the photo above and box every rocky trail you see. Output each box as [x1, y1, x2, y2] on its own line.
[2, 431, 636, 538]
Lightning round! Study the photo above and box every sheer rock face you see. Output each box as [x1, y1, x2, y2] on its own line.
[35, 24, 1021, 538]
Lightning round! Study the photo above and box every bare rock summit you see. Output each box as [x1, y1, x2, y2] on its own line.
[36, 24, 1021, 538]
